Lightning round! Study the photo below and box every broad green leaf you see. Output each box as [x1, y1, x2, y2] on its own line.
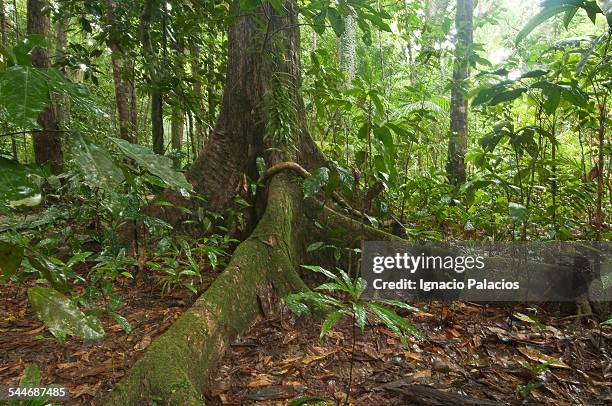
[301, 264, 338, 281]
[521, 69, 549, 79]
[285, 293, 311, 316]
[0, 240, 24, 279]
[508, 202, 528, 224]
[307, 242, 325, 252]
[353, 303, 367, 331]
[27, 253, 69, 294]
[320, 310, 344, 339]
[302, 167, 329, 198]
[268, 0, 284, 15]
[6, 35, 47, 67]
[0, 157, 42, 207]
[72, 133, 124, 192]
[514, 312, 546, 329]
[543, 85, 561, 115]
[368, 304, 409, 346]
[28, 287, 105, 343]
[0, 66, 51, 128]
[313, 9, 327, 34]
[327, 8, 345, 37]
[516, 4, 578, 44]
[576, 33, 606, 75]
[109, 137, 193, 194]
[489, 88, 527, 106]
[369, 303, 425, 342]
[375, 299, 420, 313]
[110, 312, 133, 334]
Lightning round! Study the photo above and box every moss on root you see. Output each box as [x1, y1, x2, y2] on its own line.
[104, 176, 310, 405]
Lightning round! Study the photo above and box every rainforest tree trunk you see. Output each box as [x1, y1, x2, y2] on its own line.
[140, 0, 164, 154]
[171, 107, 184, 169]
[107, 0, 134, 142]
[0, 0, 6, 45]
[106, 1, 327, 402]
[27, 0, 63, 175]
[190, 44, 205, 156]
[185, 0, 324, 212]
[446, 0, 472, 186]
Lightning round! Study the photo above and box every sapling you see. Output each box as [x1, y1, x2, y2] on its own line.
[286, 265, 425, 405]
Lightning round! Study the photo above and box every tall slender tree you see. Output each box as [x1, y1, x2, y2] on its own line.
[27, 0, 63, 174]
[106, 0, 134, 142]
[140, 0, 164, 154]
[446, 0, 473, 186]
[0, 0, 7, 45]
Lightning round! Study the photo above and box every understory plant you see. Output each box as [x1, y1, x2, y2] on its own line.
[286, 265, 425, 404]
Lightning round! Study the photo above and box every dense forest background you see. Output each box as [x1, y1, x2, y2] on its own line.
[0, 0, 610, 404]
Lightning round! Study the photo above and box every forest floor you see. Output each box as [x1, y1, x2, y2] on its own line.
[0, 271, 218, 405]
[206, 302, 612, 405]
[1, 276, 611, 405]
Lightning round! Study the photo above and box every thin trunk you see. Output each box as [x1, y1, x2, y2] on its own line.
[596, 103, 606, 239]
[140, 0, 164, 154]
[171, 107, 184, 169]
[128, 60, 138, 143]
[54, 16, 70, 128]
[0, 0, 7, 45]
[446, 0, 472, 186]
[206, 42, 216, 139]
[107, 0, 133, 142]
[190, 43, 205, 155]
[12, 0, 18, 37]
[28, 0, 63, 174]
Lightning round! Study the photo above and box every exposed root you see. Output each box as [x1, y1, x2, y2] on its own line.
[104, 175, 310, 405]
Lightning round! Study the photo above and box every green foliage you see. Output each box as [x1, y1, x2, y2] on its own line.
[285, 265, 424, 346]
[72, 133, 124, 192]
[0, 240, 24, 279]
[515, 360, 551, 398]
[302, 167, 330, 198]
[108, 137, 193, 194]
[262, 72, 299, 148]
[0, 157, 43, 208]
[27, 286, 106, 344]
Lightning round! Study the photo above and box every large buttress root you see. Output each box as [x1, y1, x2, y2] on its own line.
[104, 175, 310, 405]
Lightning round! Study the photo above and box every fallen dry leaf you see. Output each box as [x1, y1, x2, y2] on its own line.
[412, 369, 432, 380]
[134, 335, 152, 351]
[518, 346, 571, 368]
[247, 374, 275, 388]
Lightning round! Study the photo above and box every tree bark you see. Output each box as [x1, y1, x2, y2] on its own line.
[185, 0, 324, 213]
[171, 106, 184, 169]
[139, 0, 164, 154]
[446, 0, 472, 186]
[190, 44, 205, 157]
[0, 0, 7, 45]
[106, 0, 134, 142]
[27, 0, 63, 175]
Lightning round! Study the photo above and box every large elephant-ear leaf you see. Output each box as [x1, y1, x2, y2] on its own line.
[72, 133, 124, 192]
[0, 156, 42, 208]
[108, 137, 193, 195]
[0, 240, 24, 279]
[27, 287, 105, 344]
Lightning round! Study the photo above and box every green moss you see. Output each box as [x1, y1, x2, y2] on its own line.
[104, 176, 311, 405]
